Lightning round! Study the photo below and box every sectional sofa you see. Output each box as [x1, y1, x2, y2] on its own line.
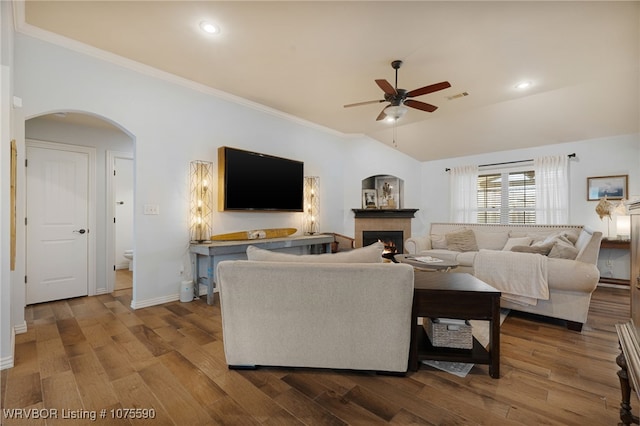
[405, 223, 603, 331]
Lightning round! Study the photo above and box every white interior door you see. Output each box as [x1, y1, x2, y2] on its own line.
[26, 143, 90, 304]
[115, 157, 134, 269]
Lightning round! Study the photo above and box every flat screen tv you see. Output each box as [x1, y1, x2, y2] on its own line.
[218, 146, 304, 212]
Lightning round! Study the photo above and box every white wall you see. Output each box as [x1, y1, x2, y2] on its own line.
[11, 34, 422, 310]
[342, 135, 424, 234]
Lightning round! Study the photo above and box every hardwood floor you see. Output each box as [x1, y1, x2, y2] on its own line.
[114, 269, 132, 291]
[1, 285, 630, 425]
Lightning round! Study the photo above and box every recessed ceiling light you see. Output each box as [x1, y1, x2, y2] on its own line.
[199, 21, 219, 34]
[515, 81, 532, 90]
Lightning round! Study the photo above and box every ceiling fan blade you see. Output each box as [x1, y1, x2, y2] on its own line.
[343, 99, 385, 108]
[407, 81, 451, 98]
[376, 107, 388, 121]
[405, 99, 438, 113]
[375, 79, 397, 96]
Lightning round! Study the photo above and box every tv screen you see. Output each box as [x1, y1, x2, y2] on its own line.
[218, 146, 304, 212]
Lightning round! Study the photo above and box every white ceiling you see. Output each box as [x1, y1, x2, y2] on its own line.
[16, 1, 640, 161]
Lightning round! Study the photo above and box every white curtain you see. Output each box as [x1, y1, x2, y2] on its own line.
[534, 155, 569, 224]
[449, 165, 478, 222]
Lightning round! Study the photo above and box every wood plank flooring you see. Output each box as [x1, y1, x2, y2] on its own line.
[0, 285, 630, 425]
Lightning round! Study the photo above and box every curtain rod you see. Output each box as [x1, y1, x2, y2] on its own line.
[445, 153, 575, 172]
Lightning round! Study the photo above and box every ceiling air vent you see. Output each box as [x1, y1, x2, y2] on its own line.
[447, 92, 469, 100]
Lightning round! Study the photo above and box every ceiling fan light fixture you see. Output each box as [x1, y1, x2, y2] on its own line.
[199, 21, 220, 34]
[384, 105, 408, 122]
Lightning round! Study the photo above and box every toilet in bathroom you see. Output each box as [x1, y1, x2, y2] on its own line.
[123, 250, 133, 271]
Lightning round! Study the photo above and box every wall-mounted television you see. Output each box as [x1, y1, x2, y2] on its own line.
[218, 146, 304, 212]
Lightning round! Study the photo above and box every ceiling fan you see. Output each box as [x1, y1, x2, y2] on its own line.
[344, 60, 451, 121]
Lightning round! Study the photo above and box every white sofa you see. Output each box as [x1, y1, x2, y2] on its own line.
[216, 242, 415, 373]
[406, 223, 603, 331]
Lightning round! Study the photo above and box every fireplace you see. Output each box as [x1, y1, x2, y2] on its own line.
[363, 230, 404, 255]
[352, 208, 418, 255]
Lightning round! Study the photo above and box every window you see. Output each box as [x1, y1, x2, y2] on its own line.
[477, 170, 535, 224]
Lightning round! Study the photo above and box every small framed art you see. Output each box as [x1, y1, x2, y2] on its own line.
[587, 175, 628, 201]
[362, 189, 377, 209]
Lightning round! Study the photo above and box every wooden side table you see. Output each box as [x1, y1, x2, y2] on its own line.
[600, 238, 631, 286]
[408, 272, 501, 378]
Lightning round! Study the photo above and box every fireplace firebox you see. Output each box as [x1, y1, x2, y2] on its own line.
[362, 230, 404, 255]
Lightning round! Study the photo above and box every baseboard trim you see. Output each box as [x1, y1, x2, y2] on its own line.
[130, 294, 179, 309]
[0, 355, 14, 370]
[14, 321, 27, 334]
[131, 285, 215, 309]
[1, 329, 15, 370]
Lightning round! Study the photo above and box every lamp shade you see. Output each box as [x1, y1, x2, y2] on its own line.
[617, 215, 631, 239]
[384, 105, 408, 121]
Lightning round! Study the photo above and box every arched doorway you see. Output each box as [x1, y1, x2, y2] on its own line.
[24, 111, 135, 302]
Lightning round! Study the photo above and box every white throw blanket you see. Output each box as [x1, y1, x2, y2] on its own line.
[473, 249, 549, 306]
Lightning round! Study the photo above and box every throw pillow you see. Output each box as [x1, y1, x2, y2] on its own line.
[502, 237, 532, 251]
[548, 242, 579, 260]
[474, 230, 509, 251]
[445, 228, 478, 252]
[511, 242, 554, 256]
[537, 233, 574, 247]
[246, 241, 384, 263]
[430, 234, 448, 249]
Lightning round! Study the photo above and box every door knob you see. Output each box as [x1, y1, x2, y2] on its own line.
[73, 229, 87, 234]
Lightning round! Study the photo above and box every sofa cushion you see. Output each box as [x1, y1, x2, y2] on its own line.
[445, 228, 478, 252]
[456, 251, 477, 267]
[538, 233, 574, 247]
[548, 240, 579, 260]
[511, 242, 554, 255]
[247, 241, 384, 263]
[502, 236, 532, 251]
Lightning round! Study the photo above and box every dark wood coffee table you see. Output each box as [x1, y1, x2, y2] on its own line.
[408, 272, 501, 378]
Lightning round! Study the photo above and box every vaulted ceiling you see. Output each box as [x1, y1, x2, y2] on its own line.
[16, 1, 640, 161]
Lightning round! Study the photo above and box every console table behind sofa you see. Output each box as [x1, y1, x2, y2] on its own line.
[189, 234, 334, 304]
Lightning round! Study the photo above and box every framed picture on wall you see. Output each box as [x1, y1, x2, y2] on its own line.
[587, 175, 628, 201]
